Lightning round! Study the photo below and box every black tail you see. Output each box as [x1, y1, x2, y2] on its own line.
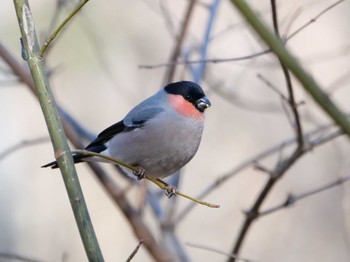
[41, 145, 106, 169]
[41, 155, 84, 169]
[41, 160, 59, 169]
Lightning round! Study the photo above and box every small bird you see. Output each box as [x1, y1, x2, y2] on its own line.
[42, 81, 211, 180]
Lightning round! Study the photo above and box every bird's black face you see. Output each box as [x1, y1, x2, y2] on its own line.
[164, 81, 211, 112]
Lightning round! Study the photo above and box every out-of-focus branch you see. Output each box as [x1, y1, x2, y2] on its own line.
[139, 49, 270, 69]
[271, 0, 303, 145]
[259, 173, 350, 217]
[0, 136, 49, 161]
[227, 1, 350, 260]
[286, 0, 345, 40]
[0, 252, 44, 262]
[186, 242, 253, 262]
[140, 0, 344, 70]
[230, 0, 350, 138]
[163, 0, 196, 83]
[192, 0, 220, 83]
[177, 122, 343, 221]
[126, 239, 144, 262]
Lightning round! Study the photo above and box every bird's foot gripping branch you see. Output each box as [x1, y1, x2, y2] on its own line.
[69, 149, 220, 208]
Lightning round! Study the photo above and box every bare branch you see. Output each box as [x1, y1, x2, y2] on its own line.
[126, 239, 144, 262]
[163, 0, 196, 83]
[0, 252, 44, 262]
[186, 242, 254, 262]
[177, 122, 343, 221]
[140, 0, 345, 70]
[0, 136, 49, 161]
[271, 0, 304, 146]
[259, 174, 350, 217]
[286, 0, 345, 40]
[39, 0, 90, 58]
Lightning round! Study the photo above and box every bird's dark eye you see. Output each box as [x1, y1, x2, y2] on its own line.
[185, 95, 191, 101]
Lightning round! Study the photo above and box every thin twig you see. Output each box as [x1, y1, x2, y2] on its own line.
[186, 242, 254, 262]
[0, 137, 49, 161]
[139, 0, 344, 70]
[72, 150, 220, 208]
[192, 0, 220, 83]
[0, 252, 44, 262]
[259, 174, 350, 217]
[139, 49, 270, 69]
[228, 1, 305, 259]
[177, 122, 343, 221]
[286, 0, 345, 40]
[231, 0, 350, 137]
[126, 239, 144, 262]
[271, 0, 304, 146]
[256, 73, 288, 103]
[163, 0, 196, 83]
[38, 0, 90, 58]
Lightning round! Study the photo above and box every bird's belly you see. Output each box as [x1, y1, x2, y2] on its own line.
[108, 117, 204, 178]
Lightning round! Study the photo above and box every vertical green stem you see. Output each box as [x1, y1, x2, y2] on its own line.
[13, 1, 104, 261]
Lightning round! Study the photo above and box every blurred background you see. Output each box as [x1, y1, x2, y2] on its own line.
[1, 0, 350, 261]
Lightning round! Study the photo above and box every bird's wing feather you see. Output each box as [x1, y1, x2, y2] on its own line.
[86, 120, 125, 150]
[86, 106, 164, 150]
[123, 107, 164, 126]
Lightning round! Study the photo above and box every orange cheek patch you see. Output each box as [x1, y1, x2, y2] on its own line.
[168, 94, 204, 121]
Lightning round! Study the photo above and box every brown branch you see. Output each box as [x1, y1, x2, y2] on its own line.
[126, 239, 144, 262]
[0, 252, 44, 262]
[163, 0, 196, 83]
[0, 136, 49, 161]
[186, 242, 253, 262]
[177, 123, 343, 222]
[229, 150, 301, 262]
[271, 0, 304, 145]
[228, 2, 304, 260]
[139, 0, 344, 70]
[259, 174, 350, 217]
[286, 0, 345, 40]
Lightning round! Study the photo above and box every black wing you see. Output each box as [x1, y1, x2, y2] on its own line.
[86, 120, 128, 150]
[86, 107, 164, 150]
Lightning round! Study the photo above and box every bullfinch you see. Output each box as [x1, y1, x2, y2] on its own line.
[42, 81, 211, 179]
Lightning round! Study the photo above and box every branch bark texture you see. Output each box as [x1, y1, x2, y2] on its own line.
[12, 1, 103, 261]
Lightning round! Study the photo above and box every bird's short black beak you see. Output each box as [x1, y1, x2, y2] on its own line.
[196, 96, 211, 112]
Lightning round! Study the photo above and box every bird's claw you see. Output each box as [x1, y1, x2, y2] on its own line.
[165, 186, 177, 198]
[133, 167, 146, 180]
